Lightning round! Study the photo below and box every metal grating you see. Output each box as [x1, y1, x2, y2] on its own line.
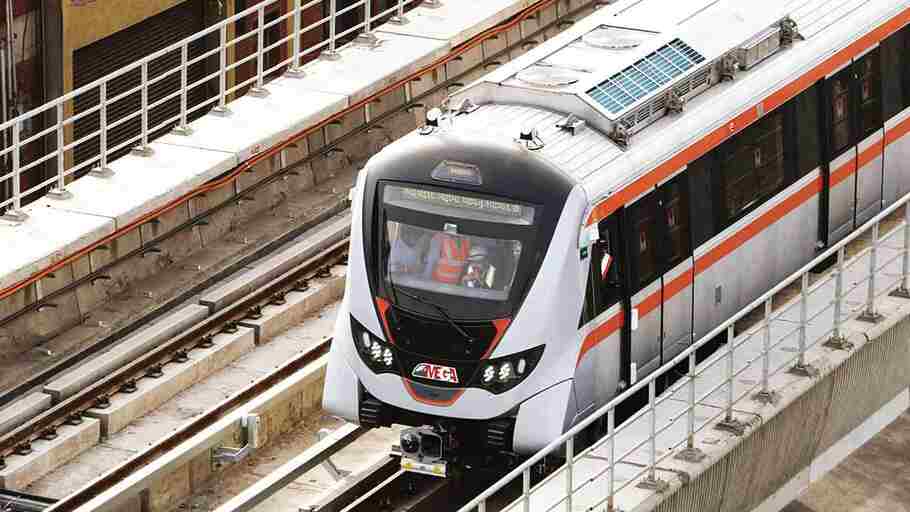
[587, 38, 705, 114]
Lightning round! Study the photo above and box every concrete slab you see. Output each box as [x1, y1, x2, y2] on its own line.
[46, 142, 236, 230]
[292, 32, 450, 104]
[0, 200, 114, 290]
[0, 392, 51, 435]
[25, 443, 137, 500]
[198, 212, 350, 313]
[238, 267, 345, 344]
[0, 417, 100, 491]
[85, 327, 255, 437]
[377, 0, 533, 47]
[44, 304, 209, 402]
[157, 83, 346, 162]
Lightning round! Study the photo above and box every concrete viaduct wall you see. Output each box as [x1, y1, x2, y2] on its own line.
[646, 293, 910, 512]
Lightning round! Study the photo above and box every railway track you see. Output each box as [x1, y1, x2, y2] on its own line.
[0, 214, 351, 482]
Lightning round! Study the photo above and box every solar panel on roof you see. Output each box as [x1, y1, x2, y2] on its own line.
[587, 38, 705, 114]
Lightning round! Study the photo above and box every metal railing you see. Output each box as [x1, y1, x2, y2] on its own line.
[0, 0, 419, 223]
[460, 191, 910, 512]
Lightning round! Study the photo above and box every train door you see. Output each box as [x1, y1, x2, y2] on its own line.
[579, 211, 628, 407]
[824, 47, 884, 243]
[626, 193, 662, 379]
[658, 176, 694, 364]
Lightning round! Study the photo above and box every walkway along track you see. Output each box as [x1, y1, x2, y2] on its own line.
[0, 233, 349, 479]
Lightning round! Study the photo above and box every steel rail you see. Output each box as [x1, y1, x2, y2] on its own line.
[51, 338, 336, 512]
[0, 236, 348, 463]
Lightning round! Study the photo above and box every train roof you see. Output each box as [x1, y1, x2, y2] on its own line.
[450, 0, 909, 206]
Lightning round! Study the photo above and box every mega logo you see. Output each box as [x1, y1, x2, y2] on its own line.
[412, 363, 459, 384]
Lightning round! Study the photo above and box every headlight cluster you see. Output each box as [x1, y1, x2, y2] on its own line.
[475, 345, 545, 394]
[351, 316, 397, 374]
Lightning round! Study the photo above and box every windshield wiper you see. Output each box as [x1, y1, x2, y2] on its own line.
[392, 284, 475, 346]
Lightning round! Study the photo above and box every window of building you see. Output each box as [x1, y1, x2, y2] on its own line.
[719, 110, 785, 224]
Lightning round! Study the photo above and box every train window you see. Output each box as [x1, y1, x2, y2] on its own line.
[828, 68, 854, 156]
[687, 153, 716, 247]
[881, 27, 908, 120]
[627, 193, 661, 292]
[719, 110, 785, 224]
[795, 83, 822, 178]
[858, 49, 883, 138]
[582, 214, 625, 323]
[661, 177, 691, 267]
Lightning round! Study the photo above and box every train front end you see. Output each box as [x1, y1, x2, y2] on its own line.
[323, 126, 587, 473]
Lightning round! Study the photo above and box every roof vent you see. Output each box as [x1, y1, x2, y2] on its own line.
[582, 27, 647, 50]
[736, 25, 782, 70]
[516, 66, 579, 88]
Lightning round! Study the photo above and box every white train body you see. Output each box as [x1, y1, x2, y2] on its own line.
[324, 0, 910, 456]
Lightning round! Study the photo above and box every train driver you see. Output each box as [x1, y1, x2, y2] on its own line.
[425, 232, 472, 285]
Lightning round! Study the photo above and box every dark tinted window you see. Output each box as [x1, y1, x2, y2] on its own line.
[628, 193, 662, 292]
[795, 83, 822, 177]
[881, 27, 908, 120]
[719, 110, 785, 224]
[662, 177, 691, 267]
[688, 153, 716, 247]
[858, 48, 883, 138]
[829, 68, 853, 156]
[582, 214, 624, 323]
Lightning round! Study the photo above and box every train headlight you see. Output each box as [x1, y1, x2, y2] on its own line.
[473, 345, 545, 394]
[382, 348, 394, 367]
[498, 362, 512, 382]
[351, 315, 398, 375]
[482, 365, 496, 384]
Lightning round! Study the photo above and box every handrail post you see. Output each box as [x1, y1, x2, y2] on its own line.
[46, 103, 72, 200]
[522, 466, 530, 512]
[1, 120, 27, 223]
[676, 349, 706, 462]
[606, 408, 615, 512]
[172, 43, 194, 135]
[249, 4, 270, 97]
[320, 0, 342, 60]
[891, 204, 910, 299]
[824, 246, 853, 350]
[90, 82, 114, 178]
[565, 436, 574, 511]
[753, 298, 779, 403]
[858, 221, 884, 323]
[389, 0, 409, 24]
[285, 0, 306, 77]
[354, 0, 381, 47]
[132, 61, 154, 156]
[637, 379, 668, 491]
[717, 324, 746, 435]
[790, 272, 819, 376]
[212, 24, 232, 117]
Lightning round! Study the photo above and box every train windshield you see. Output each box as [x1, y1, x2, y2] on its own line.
[380, 184, 537, 317]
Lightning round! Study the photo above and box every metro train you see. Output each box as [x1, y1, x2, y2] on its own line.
[323, 0, 910, 472]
